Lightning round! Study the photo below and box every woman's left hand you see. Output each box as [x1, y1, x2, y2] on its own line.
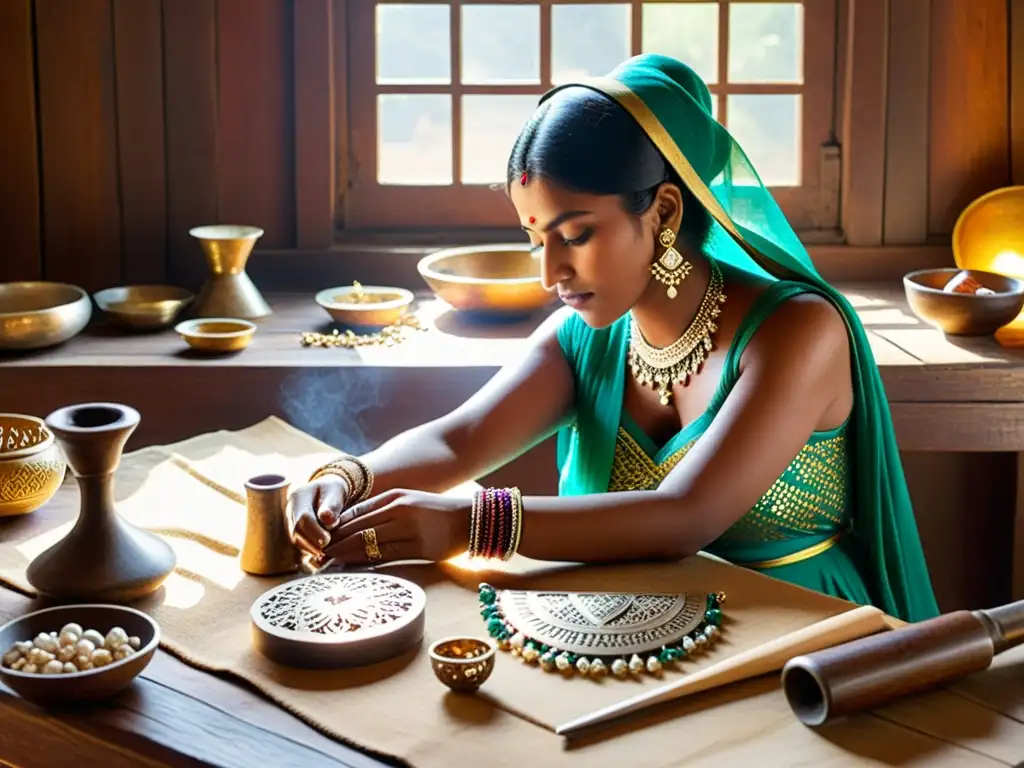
[322, 489, 471, 566]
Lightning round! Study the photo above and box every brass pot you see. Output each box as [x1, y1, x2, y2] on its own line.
[417, 243, 556, 316]
[0, 414, 65, 517]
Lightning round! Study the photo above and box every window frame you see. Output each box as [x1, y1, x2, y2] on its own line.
[339, 0, 840, 235]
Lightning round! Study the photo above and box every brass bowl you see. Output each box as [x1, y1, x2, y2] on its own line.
[417, 244, 556, 316]
[0, 414, 65, 517]
[0, 282, 92, 351]
[315, 285, 415, 327]
[428, 636, 495, 693]
[0, 604, 159, 705]
[903, 268, 1024, 336]
[953, 185, 1024, 278]
[174, 318, 255, 353]
[93, 285, 195, 332]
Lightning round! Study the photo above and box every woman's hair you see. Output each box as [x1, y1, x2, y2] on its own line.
[506, 87, 713, 250]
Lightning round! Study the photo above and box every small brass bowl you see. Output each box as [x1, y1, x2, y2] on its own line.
[417, 244, 556, 316]
[93, 285, 195, 332]
[903, 268, 1024, 336]
[0, 603, 159, 706]
[0, 282, 92, 351]
[174, 318, 256, 353]
[0, 414, 65, 518]
[428, 636, 495, 693]
[315, 285, 415, 328]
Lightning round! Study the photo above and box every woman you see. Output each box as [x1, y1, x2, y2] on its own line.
[288, 54, 939, 623]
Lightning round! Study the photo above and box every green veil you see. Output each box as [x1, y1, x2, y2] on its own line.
[545, 54, 940, 623]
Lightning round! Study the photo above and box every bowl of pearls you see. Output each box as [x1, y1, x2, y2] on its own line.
[0, 603, 159, 705]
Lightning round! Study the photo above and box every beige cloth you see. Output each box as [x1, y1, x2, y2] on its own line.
[0, 417, 900, 765]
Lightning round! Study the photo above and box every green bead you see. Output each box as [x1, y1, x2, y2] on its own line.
[480, 605, 499, 618]
[540, 644, 550, 653]
[659, 648, 679, 664]
[707, 608, 722, 627]
[525, 640, 540, 651]
[486, 617, 504, 636]
[479, 588, 496, 605]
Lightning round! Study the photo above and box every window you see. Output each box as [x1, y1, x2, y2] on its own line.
[343, 1, 839, 234]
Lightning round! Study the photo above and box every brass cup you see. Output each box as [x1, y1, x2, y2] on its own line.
[0, 413, 66, 517]
[417, 243, 556, 316]
[0, 282, 92, 351]
[903, 268, 1024, 336]
[315, 286, 415, 328]
[93, 285, 195, 332]
[189, 225, 271, 320]
[428, 636, 496, 693]
[952, 185, 1024, 278]
[175, 318, 256, 353]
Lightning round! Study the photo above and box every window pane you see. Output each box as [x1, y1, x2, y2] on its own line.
[462, 5, 540, 85]
[726, 94, 800, 186]
[552, 4, 630, 84]
[377, 95, 452, 185]
[462, 95, 538, 184]
[376, 4, 450, 85]
[728, 3, 802, 84]
[642, 3, 718, 84]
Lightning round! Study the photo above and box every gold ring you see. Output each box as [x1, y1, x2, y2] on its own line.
[361, 527, 382, 562]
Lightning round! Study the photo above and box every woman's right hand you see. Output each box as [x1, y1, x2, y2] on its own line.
[287, 474, 349, 560]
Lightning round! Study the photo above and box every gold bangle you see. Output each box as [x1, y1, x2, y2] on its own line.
[310, 455, 374, 504]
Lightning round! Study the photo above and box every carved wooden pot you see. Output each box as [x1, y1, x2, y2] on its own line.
[25, 403, 177, 603]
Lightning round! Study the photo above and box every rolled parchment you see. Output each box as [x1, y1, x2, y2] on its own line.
[555, 604, 890, 736]
[782, 600, 1024, 726]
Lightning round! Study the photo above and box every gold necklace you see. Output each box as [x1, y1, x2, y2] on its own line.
[628, 258, 727, 405]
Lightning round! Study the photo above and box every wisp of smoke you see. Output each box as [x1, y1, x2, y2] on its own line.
[278, 368, 383, 454]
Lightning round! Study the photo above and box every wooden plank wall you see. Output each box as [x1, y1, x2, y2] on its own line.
[0, 0, 1014, 284]
[0, 0, 299, 293]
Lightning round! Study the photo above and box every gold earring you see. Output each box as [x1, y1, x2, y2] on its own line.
[651, 227, 691, 299]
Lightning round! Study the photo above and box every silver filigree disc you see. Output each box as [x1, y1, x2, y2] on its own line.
[497, 590, 706, 657]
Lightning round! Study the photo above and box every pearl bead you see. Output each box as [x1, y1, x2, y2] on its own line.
[611, 659, 628, 677]
[575, 658, 591, 675]
[590, 659, 608, 677]
[628, 654, 644, 674]
[646, 656, 662, 675]
[555, 653, 571, 671]
[682, 636, 695, 652]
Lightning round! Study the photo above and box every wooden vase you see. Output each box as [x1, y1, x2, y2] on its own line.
[25, 403, 177, 603]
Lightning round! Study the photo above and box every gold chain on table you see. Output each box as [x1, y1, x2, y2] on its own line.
[300, 314, 424, 348]
[628, 257, 727, 405]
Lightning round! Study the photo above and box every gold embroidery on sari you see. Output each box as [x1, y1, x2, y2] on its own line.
[608, 429, 849, 542]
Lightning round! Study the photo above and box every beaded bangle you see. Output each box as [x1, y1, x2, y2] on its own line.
[309, 455, 374, 505]
[468, 487, 523, 561]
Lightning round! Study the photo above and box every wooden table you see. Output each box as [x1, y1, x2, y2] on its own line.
[3, 472, 1024, 766]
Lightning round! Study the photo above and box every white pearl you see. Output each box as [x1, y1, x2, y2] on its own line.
[646, 656, 662, 674]
[590, 659, 608, 677]
[75, 639, 96, 657]
[555, 653, 571, 671]
[42, 660, 63, 675]
[705, 625, 717, 639]
[521, 647, 539, 663]
[611, 659, 628, 677]
[628, 654, 644, 674]
[128, 636, 141, 650]
[62, 662, 78, 674]
[509, 632, 525, 649]
[58, 630, 79, 648]
[575, 658, 591, 675]
[60, 623, 84, 639]
[682, 636, 695, 652]
[32, 633, 58, 654]
[696, 634, 708, 647]
[104, 627, 129, 651]
[82, 630, 105, 648]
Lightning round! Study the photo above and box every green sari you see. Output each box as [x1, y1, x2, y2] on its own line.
[546, 54, 940, 624]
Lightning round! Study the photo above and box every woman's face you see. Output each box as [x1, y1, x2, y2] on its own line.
[509, 177, 659, 329]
